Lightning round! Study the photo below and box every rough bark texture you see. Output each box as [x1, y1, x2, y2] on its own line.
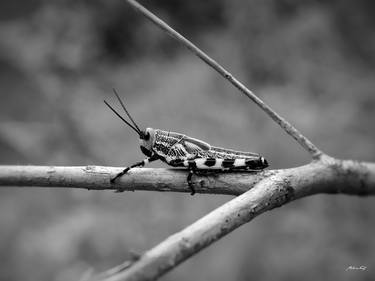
[0, 157, 374, 197]
[1, 156, 375, 281]
[89, 156, 375, 281]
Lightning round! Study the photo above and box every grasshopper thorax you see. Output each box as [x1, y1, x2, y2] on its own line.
[139, 127, 155, 157]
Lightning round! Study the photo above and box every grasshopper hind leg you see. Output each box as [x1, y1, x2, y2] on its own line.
[186, 161, 198, 195]
[187, 168, 196, 195]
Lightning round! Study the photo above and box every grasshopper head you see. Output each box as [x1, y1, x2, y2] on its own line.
[139, 128, 155, 157]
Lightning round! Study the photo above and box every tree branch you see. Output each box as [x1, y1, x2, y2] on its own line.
[123, 0, 323, 159]
[0, 165, 271, 195]
[1, 159, 374, 197]
[91, 156, 375, 281]
[1, 158, 374, 281]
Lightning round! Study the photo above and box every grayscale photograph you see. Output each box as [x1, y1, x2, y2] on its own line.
[0, 1, 374, 280]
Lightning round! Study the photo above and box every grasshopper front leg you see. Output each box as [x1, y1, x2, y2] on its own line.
[111, 154, 159, 184]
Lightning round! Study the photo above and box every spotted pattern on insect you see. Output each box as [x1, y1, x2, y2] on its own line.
[150, 128, 268, 180]
[104, 90, 269, 195]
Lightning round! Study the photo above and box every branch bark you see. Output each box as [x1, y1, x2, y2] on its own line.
[0, 165, 272, 195]
[1, 158, 374, 197]
[1, 158, 375, 281]
[88, 155, 375, 281]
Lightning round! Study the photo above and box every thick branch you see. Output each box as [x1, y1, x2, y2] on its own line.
[94, 156, 375, 281]
[1, 160, 373, 281]
[123, 0, 322, 159]
[1, 159, 374, 197]
[0, 165, 271, 195]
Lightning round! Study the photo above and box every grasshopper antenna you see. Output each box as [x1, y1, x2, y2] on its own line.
[112, 88, 142, 134]
[104, 100, 142, 136]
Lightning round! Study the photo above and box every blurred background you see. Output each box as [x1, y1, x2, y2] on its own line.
[0, 0, 374, 280]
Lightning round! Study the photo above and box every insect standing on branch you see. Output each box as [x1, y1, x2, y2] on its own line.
[104, 90, 269, 195]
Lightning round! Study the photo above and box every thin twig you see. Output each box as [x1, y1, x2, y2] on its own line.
[95, 157, 375, 281]
[123, 0, 323, 159]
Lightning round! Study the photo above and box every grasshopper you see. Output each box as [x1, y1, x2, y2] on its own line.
[104, 90, 269, 195]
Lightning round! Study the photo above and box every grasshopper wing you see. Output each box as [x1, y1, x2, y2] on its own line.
[181, 136, 211, 154]
[210, 146, 260, 159]
[164, 132, 210, 153]
[165, 135, 211, 160]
